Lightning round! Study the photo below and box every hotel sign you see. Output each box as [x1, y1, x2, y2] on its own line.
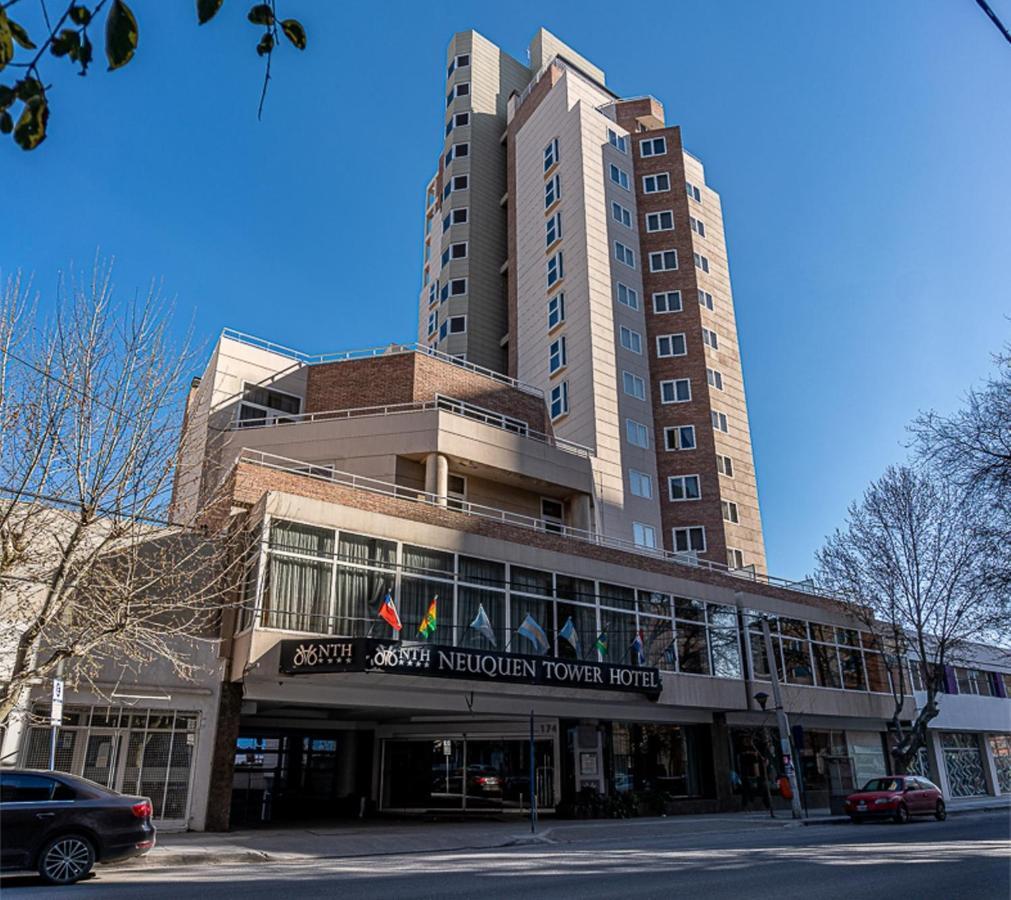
[278, 637, 661, 699]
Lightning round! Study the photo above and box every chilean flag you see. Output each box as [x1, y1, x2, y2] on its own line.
[379, 591, 402, 632]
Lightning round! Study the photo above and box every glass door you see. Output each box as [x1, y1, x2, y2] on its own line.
[81, 731, 122, 789]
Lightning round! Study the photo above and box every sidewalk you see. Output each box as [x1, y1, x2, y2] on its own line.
[128, 796, 1011, 869]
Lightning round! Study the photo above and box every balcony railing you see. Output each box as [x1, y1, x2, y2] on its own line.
[220, 328, 543, 398]
[230, 395, 594, 459]
[236, 448, 837, 600]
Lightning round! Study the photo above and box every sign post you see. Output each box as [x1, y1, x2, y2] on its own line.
[48, 675, 64, 771]
[529, 709, 537, 834]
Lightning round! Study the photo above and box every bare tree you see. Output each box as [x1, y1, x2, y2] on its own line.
[0, 261, 241, 729]
[815, 465, 1006, 773]
[911, 345, 1011, 593]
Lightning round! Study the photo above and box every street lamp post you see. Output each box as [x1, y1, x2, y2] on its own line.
[759, 617, 803, 819]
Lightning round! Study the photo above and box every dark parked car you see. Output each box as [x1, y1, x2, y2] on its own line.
[0, 769, 155, 885]
[844, 775, 946, 824]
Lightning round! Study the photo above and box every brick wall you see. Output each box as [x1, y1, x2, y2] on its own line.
[228, 460, 848, 617]
[304, 352, 549, 433]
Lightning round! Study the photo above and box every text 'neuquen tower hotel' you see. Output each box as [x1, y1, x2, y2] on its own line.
[418, 29, 766, 576]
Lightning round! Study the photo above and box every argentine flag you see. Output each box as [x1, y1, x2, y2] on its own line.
[558, 616, 582, 657]
[631, 631, 646, 666]
[470, 603, 497, 647]
[517, 613, 550, 655]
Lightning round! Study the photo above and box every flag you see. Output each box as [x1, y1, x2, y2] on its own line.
[593, 632, 608, 657]
[418, 596, 438, 639]
[470, 603, 497, 646]
[517, 614, 550, 655]
[378, 590, 402, 632]
[631, 630, 646, 666]
[558, 617, 582, 657]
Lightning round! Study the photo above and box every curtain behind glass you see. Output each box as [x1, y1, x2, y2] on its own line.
[457, 586, 504, 649]
[400, 577, 450, 644]
[270, 520, 335, 557]
[555, 601, 596, 660]
[509, 594, 552, 655]
[641, 615, 675, 669]
[264, 555, 332, 632]
[600, 610, 637, 664]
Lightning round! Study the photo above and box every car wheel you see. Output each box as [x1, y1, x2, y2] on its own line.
[38, 834, 95, 885]
[893, 804, 910, 824]
[935, 800, 947, 821]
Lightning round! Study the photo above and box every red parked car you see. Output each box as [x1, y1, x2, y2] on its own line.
[844, 776, 946, 824]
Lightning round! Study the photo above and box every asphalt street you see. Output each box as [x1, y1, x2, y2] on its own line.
[3, 811, 1008, 899]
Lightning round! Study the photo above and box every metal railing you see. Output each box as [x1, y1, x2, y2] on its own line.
[220, 328, 543, 398]
[236, 448, 836, 600]
[230, 395, 594, 459]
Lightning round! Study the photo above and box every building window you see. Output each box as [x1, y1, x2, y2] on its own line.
[717, 454, 734, 477]
[446, 111, 470, 134]
[702, 327, 719, 350]
[549, 336, 567, 374]
[640, 136, 667, 157]
[660, 378, 691, 404]
[541, 498, 565, 533]
[609, 163, 630, 190]
[722, 500, 739, 523]
[447, 473, 467, 510]
[427, 311, 437, 336]
[629, 469, 653, 499]
[449, 278, 467, 296]
[442, 207, 468, 231]
[439, 321, 448, 340]
[622, 371, 646, 400]
[445, 142, 469, 166]
[611, 201, 632, 228]
[633, 522, 657, 548]
[642, 173, 671, 194]
[546, 211, 562, 247]
[711, 410, 729, 433]
[550, 382, 569, 420]
[547, 251, 564, 287]
[617, 283, 639, 310]
[669, 475, 701, 501]
[653, 291, 682, 313]
[544, 137, 560, 172]
[446, 82, 470, 107]
[619, 326, 642, 354]
[444, 174, 469, 199]
[645, 210, 674, 232]
[614, 241, 636, 268]
[649, 249, 678, 272]
[545, 174, 561, 208]
[447, 53, 469, 76]
[664, 425, 696, 451]
[686, 180, 702, 202]
[673, 526, 706, 553]
[428, 282, 438, 306]
[547, 293, 565, 330]
[698, 289, 714, 310]
[441, 241, 468, 266]
[656, 333, 687, 357]
[690, 216, 706, 237]
[607, 128, 628, 153]
[449, 315, 466, 334]
[694, 253, 710, 273]
[626, 418, 650, 448]
[706, 368, 724, 390]
[727, 548, 744, 569]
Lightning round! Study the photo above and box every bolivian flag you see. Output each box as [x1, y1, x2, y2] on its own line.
[593, 632, 608, 657]
[418, 596, 438, 639]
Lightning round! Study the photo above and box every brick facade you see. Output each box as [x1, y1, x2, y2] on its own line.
[304, 351, 550, 433]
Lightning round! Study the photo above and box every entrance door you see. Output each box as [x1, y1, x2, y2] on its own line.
[386, 738, 465, 810]
[81, 732, 122, 789]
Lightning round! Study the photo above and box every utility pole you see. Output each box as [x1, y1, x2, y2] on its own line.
[760, 617, 803, 819]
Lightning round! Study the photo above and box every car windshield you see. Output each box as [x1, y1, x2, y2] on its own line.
[861, 778, 903, 792]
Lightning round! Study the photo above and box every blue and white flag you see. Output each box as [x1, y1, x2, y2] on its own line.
[631, 631, 646, 667]
[558, 616, 582, 657]
[470, 603, 497, 647]
[517, 613, 550, 655]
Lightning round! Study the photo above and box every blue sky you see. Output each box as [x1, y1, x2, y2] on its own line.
[3, 0, 1009, 579]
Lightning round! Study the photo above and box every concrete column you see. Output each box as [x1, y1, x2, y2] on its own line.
[336, 730, 358, 797]
[203, 682, 244, 831]
[925, 731, 951, 800]
[980, 733, 999, 797]
[569, 494, 592, 532]
[424, 452, 449, 506]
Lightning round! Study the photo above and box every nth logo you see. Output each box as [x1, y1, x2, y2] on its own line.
[370, 643, 431, 669]
[291, 641, 353, 669]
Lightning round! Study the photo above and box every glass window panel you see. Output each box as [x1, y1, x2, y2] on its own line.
[511, 566, 553, 596]
[263, 554, 332, 632]
[709, 628, 742, 678]
[836, 628, 859, 647]
[677, 622, 710, 675]
[674, 597, 705, 622]
[813, 643, 842, 688]
[402, 545, 454, 575]
[779, 618, 808, 639]
[600, 610, 638, 664]
[333, 565, 387, 636]
[749, 633, 782, 680]
[400, 577, 450, 644]
[638, 591, 672, 618]
[269, 520, 335, 558]
[598, 583, 635, 611]
[459, 556, 506, 588]
[337, 532, 395, 567]
[865, 652, 890, 693]
[809, 623, 836, 643]
[840, 648, 866, 690]
[555, 575, 595, 605]
[555, 600, 597, 660]
[641, 615, 675, 669]
[707, 604, 737, 629]
[457, 586, 504, 649]
[783, 638, 814, 686]
[510, 594, 552, 655]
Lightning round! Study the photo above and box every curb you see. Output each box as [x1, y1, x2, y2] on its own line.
[801, 804, 1010, 826]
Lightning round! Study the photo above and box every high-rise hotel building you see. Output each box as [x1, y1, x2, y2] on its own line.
[418, 29, 766, 575]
